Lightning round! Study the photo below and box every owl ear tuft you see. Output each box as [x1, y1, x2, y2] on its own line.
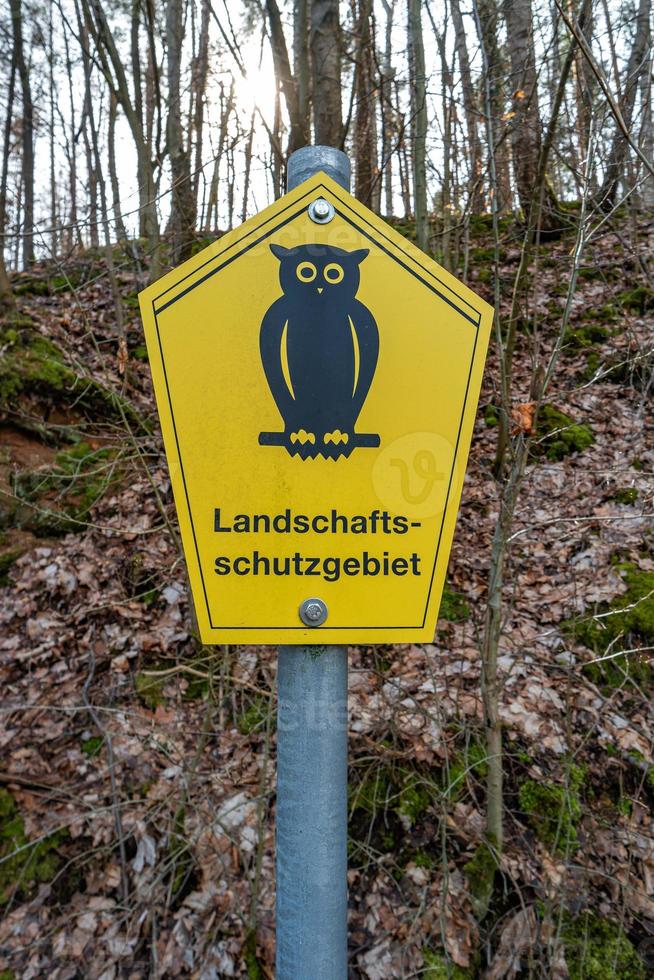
[351, 249, 370, 264]
[270, 244, 295, 260]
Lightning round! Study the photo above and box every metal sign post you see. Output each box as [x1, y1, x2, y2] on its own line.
[139, 140, 492, 980]
[275, 147, 352, 980]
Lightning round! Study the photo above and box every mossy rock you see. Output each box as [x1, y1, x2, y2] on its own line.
[0, 789, 67, 905]
[439, 582, 470, 623]
[563, 911, 646, 979]
[533, 404, 594, 461]
[565, 563, 654, 688]
[11, 442, 119, 535]
[518, 764, 584, 853]
[0, 326, 149, 431]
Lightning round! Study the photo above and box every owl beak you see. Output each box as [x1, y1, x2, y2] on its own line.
[316, 287, 324, 294]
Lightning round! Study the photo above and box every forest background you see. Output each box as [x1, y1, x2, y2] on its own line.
[0, 0, 653, 977]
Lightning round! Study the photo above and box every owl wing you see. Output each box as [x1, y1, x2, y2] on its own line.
[259, 298, 296, 419]
[350, 299, 379, 414]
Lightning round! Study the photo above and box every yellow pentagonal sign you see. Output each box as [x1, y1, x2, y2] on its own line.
[139, 173, 492, 645]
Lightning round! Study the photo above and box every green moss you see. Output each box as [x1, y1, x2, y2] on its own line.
[243, 928, 265, 980]
[612, 487, 638, 505]
[238, 695, 269, 734]
[350, 765, 434, 826]
[411, 848, 434, 869]
[132, 344, 149, 362]
[0, 547, 21, 586]
[463, 841, 497, 919]
[566, 563, 654, 687]
[443, 740, 488, 801]
[534, 404, 595, 461]
[422, 949, 476, 979]
[617, 286, 654, 315]
[484, 403, 499, 427]
[0, 327, 149, 431]
[81, 735, 104, 757]
[563, 911, 646, 979]
[12, 442, 118, 535]
[0, 789, 67, 905]
[518, 764, 584, 853]
[135, 671, 165, 710]
[0, 969, 16, 979]
[439, 582, 470, 623]
[564, 323, 610, 349]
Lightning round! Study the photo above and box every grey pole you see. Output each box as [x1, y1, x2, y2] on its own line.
[276, 145, 350, 980]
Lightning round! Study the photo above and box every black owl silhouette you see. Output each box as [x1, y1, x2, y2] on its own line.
[258, 243, 380, 460]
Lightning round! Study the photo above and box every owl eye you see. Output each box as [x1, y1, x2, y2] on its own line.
[324, 263, 344, 284]
[296, 261, 317, 282]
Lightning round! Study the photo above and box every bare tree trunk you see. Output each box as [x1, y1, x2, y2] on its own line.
[310, 0, 343, 146]
[79, 16, 125, 344]
[0, 49, 16, 309]
[379, 0, 395, 217]
[639, 56, 654, 208]
[48, 6, 58, 258]
[167, 0, 196, 262]
[293, 0, 311, 147]
[475, 0, 512, 211]
[503, 0, 559, 224]
[408, 0, 428, 251]
[79, 0, 161, 276]
[241, 110, 256, 223]
[192, 0, 211, 209]
[61, 25, 81, 251]
[597, 0, 652, 207]
[81, 94, 99, 249]
[10, 0, 34, 268]
[266, 0, 308, 156]
[450, 0, 484, 212]
[108, 92, 128, 243]
[353, 0, 378, 207]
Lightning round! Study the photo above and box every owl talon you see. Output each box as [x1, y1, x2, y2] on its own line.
[290, 429, 316, 445]
[323, 429, 349, 445]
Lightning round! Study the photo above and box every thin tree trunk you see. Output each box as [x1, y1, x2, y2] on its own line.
[167, 0, 196, 262]
[310, 0, 343, 146]
[597, 0, 652, 207]
[450, 0, 484, 213]
[49, 6, 58, 258]
[0, 49, 16, 308]
[379, 0, 395, 217]
[241, 110, 256, 223]
[408, 0, 428, 251]
[10, 0, 34, 268]
[108, 93, 128, 243]
[503, 0, 559, 224]
[353, 0, 378, 207]
[192, 0, 211, 208]
[293, 0, 311, 147]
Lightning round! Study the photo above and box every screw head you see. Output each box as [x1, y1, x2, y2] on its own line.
[308, 198, 335, 224]
[299, 597, 329, 627]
